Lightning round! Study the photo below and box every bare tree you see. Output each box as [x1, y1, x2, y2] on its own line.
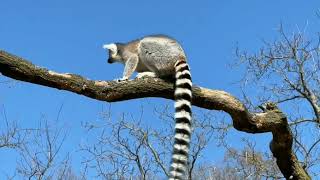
[15, 118, 69, 179]
[236, 24, 320, 178]
[0, 106, 26, 149]
[222, 139, 282, 179]
[190, 141, 282, 180]
[0, 103, 77, 179]
[80, 105, 216, 179]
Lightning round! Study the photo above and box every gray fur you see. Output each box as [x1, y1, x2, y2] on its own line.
[104, 35, 186, 79]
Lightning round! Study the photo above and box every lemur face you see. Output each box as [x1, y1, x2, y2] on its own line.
[103, 43, 122, 63]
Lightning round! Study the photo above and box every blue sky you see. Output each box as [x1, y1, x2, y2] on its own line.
[0, 0, 320, 178]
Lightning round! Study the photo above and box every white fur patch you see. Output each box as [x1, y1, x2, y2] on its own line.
[176, 70, 191, 79]
[175, 88, 192, 97]
[103, 43, 117, 54]
[170, 162, 186, 169]
[170, 162, 186, 170]
[174, 144, 189, 153]
[176, 79, 192, 86]
[136, 72, 157, 78]
[170, 163, 186, 177]
[175, 100, 191, 109]
[169, 171, 184, 180]
[174, 110, 191, 120]
[175, 63, 188, 71]
[172, 154, 188, 162]
[175, 133, 190, 142]
[175, 123, 191, 133]
[175, 111, 192, 121]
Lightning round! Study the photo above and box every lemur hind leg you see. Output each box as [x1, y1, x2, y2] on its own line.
[136, 72, 157, 79]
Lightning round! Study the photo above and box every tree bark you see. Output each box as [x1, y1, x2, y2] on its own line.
[0, 50, 310, 179]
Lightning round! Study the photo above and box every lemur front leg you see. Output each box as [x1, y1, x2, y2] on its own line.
[118, 55, 139, 81]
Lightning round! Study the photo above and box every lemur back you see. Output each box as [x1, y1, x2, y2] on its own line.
[103, 35, 192, 180]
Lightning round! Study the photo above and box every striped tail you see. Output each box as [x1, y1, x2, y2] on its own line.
[169, 59, 192, 180]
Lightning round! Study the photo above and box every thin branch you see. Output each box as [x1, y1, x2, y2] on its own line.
[144, 136, 169, 177]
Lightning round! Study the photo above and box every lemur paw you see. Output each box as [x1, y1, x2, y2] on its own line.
[136, 72, 156, 79]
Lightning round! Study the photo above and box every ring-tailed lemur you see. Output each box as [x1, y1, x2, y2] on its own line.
[103, 35, 192, 180]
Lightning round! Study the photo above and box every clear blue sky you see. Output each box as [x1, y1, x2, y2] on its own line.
[0, 0, 319, 178]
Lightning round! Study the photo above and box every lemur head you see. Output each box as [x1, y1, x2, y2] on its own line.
[103, 43, 124, 64]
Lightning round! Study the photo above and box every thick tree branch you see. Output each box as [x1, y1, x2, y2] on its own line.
[0, 50, 310, 179]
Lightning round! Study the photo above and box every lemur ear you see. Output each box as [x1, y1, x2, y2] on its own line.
[103, 43, 117, 53]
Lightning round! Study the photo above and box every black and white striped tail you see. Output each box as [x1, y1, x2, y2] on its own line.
[169, 60, 192, 180]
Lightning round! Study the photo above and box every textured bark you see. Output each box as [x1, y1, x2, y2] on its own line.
[0, 50, 310, 179]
